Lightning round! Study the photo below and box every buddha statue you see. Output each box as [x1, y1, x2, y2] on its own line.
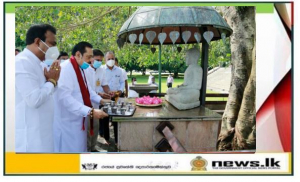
[165, 47, 203, 110]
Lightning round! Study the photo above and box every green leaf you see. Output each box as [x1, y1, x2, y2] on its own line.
[53, 9, 59, 15]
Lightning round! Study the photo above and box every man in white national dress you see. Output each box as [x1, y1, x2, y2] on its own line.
[15, 24, 61, 152]
[101, 51, 125, 145]
[85, 49, 111, 152]
[53, 42, 110, 153]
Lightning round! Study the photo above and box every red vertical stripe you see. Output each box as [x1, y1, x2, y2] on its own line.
[274, 71, 292, 152]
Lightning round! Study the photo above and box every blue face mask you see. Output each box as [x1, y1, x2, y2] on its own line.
[80, 61, 90, 70]
[93, 60, 102, 69]
[44, 59, 54, 66]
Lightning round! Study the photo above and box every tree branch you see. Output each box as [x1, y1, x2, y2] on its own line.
[58, 7, 121, 31]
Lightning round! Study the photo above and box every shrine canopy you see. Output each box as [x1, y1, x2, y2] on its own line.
[117, 6, 233, 46]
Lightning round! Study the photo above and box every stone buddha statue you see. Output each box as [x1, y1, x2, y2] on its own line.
[165, 47, 203, 110]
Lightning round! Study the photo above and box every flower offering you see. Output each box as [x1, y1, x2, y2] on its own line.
[135, 96, 162, 105]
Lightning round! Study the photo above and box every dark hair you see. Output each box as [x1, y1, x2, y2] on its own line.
[57, 51, 68, 59]
[93, 49, 104, 57]
[71, 41, 93, 56]
[115, 57, 118, 64]
[25, 24, 56, 45]
[132, 77, 136, 82]
[15, 49, 20, 52]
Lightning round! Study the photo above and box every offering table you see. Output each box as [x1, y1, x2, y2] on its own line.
[113, 99, 222, 152]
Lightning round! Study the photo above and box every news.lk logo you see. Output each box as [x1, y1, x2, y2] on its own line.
[212, 158, 281, 170]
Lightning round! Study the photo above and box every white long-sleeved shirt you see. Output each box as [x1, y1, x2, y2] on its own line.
[102, 65, 125, 92]
[15, 48, 55, 152]
[85, 66, 108, 94]
[53, 60, 102, 152]
[55, 60, 102, 117]
[85, 65, 108, 108]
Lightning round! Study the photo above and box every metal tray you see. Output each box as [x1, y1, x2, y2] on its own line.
[105, 106, 136, 117]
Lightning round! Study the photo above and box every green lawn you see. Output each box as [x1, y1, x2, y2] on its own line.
[127, 73, 227, 101]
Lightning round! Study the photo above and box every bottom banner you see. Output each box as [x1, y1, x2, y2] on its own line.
[80, 153, 291, 174]
[5, 152, 291, 174]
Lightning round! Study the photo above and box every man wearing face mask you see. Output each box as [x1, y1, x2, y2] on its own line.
[87, 49, 110, 98]
[53, 42, 110, 153]
[57, 51, 69, 64]
[15, 24, 61, 152]
[85, 49, 111, 152]
[102, 51, 125, 145]
[114, 57, 128, 98]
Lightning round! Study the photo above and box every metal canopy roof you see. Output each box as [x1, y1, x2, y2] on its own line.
[117, 6, 233, 45]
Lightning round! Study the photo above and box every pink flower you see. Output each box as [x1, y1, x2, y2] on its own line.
[136, 96, 162, 105]
[153, 99, 159, 104]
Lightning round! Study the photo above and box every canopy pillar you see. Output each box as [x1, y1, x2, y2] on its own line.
[200, 40, 209, 106]
[158, 44, 162, 94]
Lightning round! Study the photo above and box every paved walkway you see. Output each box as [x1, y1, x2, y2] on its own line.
[207, 66, 231, 93]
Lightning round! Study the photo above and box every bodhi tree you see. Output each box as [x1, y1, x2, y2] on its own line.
[15, 6, 134, 56]
[15, 6, 230, 77]
[216, 6, 256, 151]
[208, 37, 231, 68]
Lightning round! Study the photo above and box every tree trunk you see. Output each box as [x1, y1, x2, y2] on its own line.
[233, 41, 256, 150]
[217, 6, 256, 151]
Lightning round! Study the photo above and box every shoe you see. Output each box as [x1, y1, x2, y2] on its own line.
[91, 149, 100, 152]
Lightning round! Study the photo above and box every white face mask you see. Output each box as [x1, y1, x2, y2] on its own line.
[60, 59, 68, 63]
[106, 59, 115, 67]
[38, 40, 59, 64]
